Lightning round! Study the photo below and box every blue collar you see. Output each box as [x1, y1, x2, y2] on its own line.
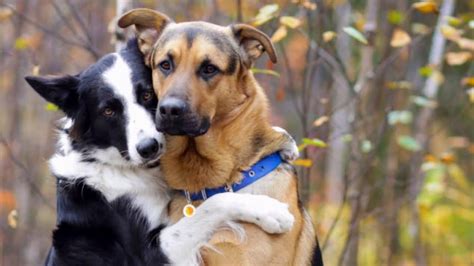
[182, 152, 283, 202]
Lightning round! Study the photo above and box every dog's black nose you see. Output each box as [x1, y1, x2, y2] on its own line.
[136, 138, 159, 159]
[159, 97, 187, 119]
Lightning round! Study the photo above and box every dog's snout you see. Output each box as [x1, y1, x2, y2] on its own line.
[136, 138, 159, 159]
[159, 97, 188, 119]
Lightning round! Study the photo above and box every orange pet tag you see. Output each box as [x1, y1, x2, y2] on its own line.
[183, 204, 196, 217]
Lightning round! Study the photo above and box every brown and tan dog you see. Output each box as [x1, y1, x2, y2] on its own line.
[119, 8, 322, 265]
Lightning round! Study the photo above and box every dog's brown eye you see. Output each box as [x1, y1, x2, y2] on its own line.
[203, 65, 217, 74]
[102, 108, 115, 117]
[159, 61, 171, 71]
[200, 64, 219, 79]
[142, 91, 153, 102]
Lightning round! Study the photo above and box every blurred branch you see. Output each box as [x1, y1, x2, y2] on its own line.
[113, 0, 133, 51]
[279, 42, 304, 118]
[409, 1, 456, 265]
[51, 0, 83, 41]
[321, 168, 348, 251]
[64, 0, 94, 46]
[1, 3, 100, 59]
[0, 136, 54, 209]
[236, 0, 242, 22]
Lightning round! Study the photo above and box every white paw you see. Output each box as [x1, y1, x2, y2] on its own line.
[237, 194, 294, 234]
[272, 126, 299, 162]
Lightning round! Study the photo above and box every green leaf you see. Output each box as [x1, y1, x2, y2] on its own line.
[410, 96, 437, 108]
[446, 16, 462, 27]
[387, 10, 405, 25]
[45, 103, 59, 111]
[342, 27, 368, 45]
[342, 134, 353, 142]
[302, 138, 327, 148]
[397, 135, 421, 151]
[250, 68, 280, 77]
[253, 4, 279, 26]
[469, 20, 474, 29]
[388, 110, 413, 125]
[361, 140, 372, 153]
[417, 164, 445, 206]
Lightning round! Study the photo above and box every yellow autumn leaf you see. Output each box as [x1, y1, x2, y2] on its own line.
[271, 25, 287, 43]
[441, 25, 462, 41]
[8, 209, 18, 229]
[354, 12, 366, 32]
[457, 38, 474, 51]
[445, 52, 472, 65]
[14, 37, 29, 50]
[467, 88, 474, 103]
[252, 4, 279, 26]
[322, 31, 337, 42]
[313, 116, 329, 127]
[292, 159, 313, 167]
[0, 7, 13, 22]
[390, 28, 411, 47]
[280, 16, 302, 29]
[302, 1, 317, 10]
[461, 77, 474, 86]
[440, 152, 456, 164]
[386, 81, 413, 90]
[431, 70, 445, 85]
[412, 23, 431, 35]
[293, 0, 317, 10]
[423, 154, 438, 163]
[412, 1, 439, 14]
[297, 143, 307, 151]
[448, 136, 469, 148]
[32, 65, 40, 76]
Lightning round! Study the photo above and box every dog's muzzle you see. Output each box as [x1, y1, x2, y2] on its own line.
[156, 97, 210, 137]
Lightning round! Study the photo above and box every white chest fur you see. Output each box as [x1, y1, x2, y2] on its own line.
[50, 151, 170, 228]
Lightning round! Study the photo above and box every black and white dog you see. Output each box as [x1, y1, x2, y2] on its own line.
[25, 40, 295, 265]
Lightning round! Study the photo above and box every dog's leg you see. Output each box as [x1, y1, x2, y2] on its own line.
[159, 193, 294, 266]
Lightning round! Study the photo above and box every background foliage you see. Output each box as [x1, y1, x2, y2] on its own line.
[0, 0, 472, 265]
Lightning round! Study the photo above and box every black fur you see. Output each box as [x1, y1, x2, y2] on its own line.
[26, 40, 167, 266]
[45, 178, 168, 266]
[25, 39, 157, 161]
[311, 240, 324, 266]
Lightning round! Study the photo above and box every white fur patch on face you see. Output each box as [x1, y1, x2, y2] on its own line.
[102, 54, 165, 165]
[49, 137, 170, 228]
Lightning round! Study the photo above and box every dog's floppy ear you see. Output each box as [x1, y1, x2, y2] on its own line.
[118, 8, 172, 65]
[25, 75, 79, 116]
[231, 24, 277, 67]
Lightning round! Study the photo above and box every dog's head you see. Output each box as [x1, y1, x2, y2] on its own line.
[25, 40, 164, 167]
[118, 8, 276, 136]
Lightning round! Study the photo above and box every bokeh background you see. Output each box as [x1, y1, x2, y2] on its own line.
[0, 0, 472, 265]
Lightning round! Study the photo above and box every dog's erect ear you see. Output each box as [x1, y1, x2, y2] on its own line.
[118, 8, 172, 65]
[25, 75, 79, 116]
[231, 24, 277, 67]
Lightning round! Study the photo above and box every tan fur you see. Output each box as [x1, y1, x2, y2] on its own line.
[119, 9, 318, 265]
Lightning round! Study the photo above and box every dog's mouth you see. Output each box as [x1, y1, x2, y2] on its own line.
[156, 115, 210, 137]
[144, 157, 161, 168]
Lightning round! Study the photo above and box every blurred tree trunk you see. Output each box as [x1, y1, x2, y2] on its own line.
[325, 1, 352, 204]
[339, 0, 378, 264]
[409, 0, 456, 265]
[114, 0, 132, 51]
[6, 1, 29, 265]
